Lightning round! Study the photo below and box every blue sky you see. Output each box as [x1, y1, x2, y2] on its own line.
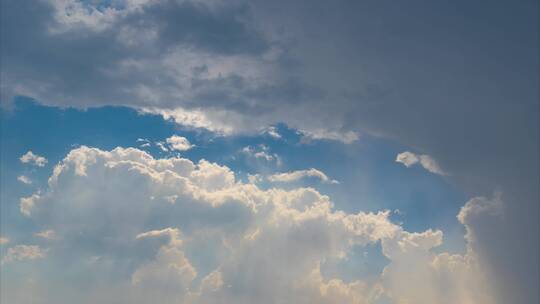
[2, 98, 466, 246]
[1, 98, 468, 298]
[1, 1, 538, 303]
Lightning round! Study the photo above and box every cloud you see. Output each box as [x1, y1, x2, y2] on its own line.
[1, 0, 538, 302]
[395, 151, 445, 175]
[166, 135, 194, 151]
[247, 173, 263, 184]
[132, 228, 197, 303]
[1, 245, 47, 265]
[0, 237, 9, 245]
[34, 230, 57, 240]
[17, 175, 32, 184]
[267, 168, 339, 184]
[262, 126, 281, 139]
[137, 138, 152, 148]
[4, 146, 507, 303]
[19, 151, 47, 167]
[240, 145, 281, 165]
[20, 193, 41, 217]
[379, 229, 495, 304]
[300, 130, 359, 144]
[156, 142, 169, 152]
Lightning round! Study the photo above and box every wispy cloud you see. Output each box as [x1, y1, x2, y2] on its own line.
[396, 151, 445, 175]
[268, 168, 339, 184]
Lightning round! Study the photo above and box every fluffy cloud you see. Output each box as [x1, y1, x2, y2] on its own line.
[19, 151, 47, 167]
[166, 135, 194, 151]
[379, 228, 495, 304]
[268, 168, 339, 184]
[132, 228, 197, 303]
[395, 151, 445, 175]
[19, 193, 41, 217]
[2, 146, 503, 304]
[17, 175, 32, 184]
[1, 245, 47, 265]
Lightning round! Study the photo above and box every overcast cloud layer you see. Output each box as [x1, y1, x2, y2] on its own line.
[1, 0, 539, 303]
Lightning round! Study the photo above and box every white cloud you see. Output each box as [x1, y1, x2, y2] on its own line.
[143, 107, 237, 136]
[35, 230, 57, 240]
[0, 236, 9, 245]
[20, 193, 41, 217]
[6, 146, 502, 304]
[19, 151, 48, 167]
[17, 175, 32, 184]
[132, 228, 197, 303]
[395, 151, 445, 175]
[262, 126, 281, 139]
[241, 145, 281, 165]
[166, 135, 194, 152]
[300, 130, 359, 144]
[247, 173, 262, 184]
[379, 229, 495, 304]
[137, 138, 152, 148]
[1, 245, 47, 265]
[268, 168, 339, 184]
[156, 142, 169, 152]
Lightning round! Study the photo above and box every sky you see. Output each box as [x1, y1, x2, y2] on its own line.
[0, 1, 538, 304]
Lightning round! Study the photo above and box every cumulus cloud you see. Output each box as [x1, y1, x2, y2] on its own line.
[1, 245, 47, 265]
[3, 146, 506, 303]
[268, 168, 339, 184]
[395, 151, 445, 175]
[19, 151, 47, 167]
[20, 193, 41, 217]
[17, 175, 32, 184]
[0, 237, 9, 245]
[379, 229, 495, 304]
[132, 228, 197, 303]
[166, 135, 194, 151]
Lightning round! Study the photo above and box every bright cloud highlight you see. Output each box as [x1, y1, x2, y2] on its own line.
[395, 151, 445, 175]
[3, 146, 500, 304]
[19, 151, 47, 167]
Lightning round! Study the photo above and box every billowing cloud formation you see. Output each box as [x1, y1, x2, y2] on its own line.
[19, 151, 47, 167]
[1, 245, 47, 265]
[2, 146, 506, 304]
[268, 168, 339, 184]
[396, 151, 445, 175]
[166, 135, 194, 151]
